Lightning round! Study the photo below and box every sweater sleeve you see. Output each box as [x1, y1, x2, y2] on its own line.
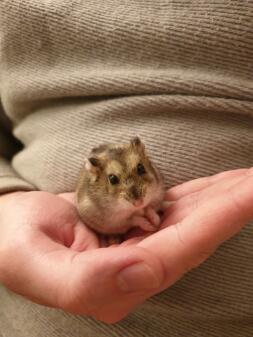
[0, 106, 35, 194]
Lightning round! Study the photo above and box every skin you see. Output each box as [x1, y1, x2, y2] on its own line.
[0, 168, 253, 323]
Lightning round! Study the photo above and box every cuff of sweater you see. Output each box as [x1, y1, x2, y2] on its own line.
[0, 175, 35, 194]
[0, 158, 35, 194]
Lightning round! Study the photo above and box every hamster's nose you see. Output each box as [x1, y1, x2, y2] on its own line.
[129, 186, 143, 207]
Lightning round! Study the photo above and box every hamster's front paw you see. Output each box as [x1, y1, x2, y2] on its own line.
[131, 214, 159, 232]
[144, 206, 161, 228]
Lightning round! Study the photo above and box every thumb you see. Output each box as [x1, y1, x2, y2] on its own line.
[59, 245, 165, 321]
[138, 174, 253, 290]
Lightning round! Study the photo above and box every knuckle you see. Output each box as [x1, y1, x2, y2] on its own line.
[228, 190, 242, 214]
[174, 222, 187, 246]
[190, 192, 200, 211]
[173, 223, 214, 272]
[181, 192, 200, 212]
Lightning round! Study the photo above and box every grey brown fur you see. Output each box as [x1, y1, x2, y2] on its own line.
[76, 138, 165, 234]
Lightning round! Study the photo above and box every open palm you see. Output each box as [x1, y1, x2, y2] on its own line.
[1, 168, 253, 323]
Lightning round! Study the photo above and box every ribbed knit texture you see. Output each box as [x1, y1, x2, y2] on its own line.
[0, 1, 253, 336]
[0, 107, 35, 192]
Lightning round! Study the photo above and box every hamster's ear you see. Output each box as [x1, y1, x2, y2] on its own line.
[130, 136, 145, 151]
[85, 157, 101, 173]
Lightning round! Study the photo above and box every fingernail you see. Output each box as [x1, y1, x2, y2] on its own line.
[117, 263, 160, 292]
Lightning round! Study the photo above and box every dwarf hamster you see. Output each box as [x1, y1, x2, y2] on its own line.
[76, 137, 166, 235]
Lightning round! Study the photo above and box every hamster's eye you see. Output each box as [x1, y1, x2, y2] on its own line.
[108, 174, 119, 185]
[137, 163, 146, 176]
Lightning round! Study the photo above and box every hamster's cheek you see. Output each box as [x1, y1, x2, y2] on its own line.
[143, 190, 152, 206]
[144, 183, 163, 205]
[117, 197, 134, 211]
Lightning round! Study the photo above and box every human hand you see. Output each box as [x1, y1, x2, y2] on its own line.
[0, 191, 163, 322]
[0, 168, 253, 323]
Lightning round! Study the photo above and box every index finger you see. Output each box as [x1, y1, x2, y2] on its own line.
[165, 168, 249, 201]
[138, 174, 253, 290]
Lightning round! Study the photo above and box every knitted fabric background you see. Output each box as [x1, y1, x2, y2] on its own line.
[0, 1, 252, 336]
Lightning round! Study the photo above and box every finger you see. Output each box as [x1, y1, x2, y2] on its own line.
[70, 220, 99, 251]
[57, 194, 99, 249]
[2, 224, 165, 324]
[58, 245, 165, 322]
[139, 174, 253, 291]
[165, 168, 249, 201]
[121, 235, 149, 246]
[59, 193, 76, 206]
[0, 230, 74, 307]
[162, 170, 252, 228]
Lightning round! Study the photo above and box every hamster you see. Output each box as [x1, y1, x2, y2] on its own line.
[76, 137, 166, 236]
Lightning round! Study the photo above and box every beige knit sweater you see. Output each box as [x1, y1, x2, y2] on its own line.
[0, 1, 253, 336]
